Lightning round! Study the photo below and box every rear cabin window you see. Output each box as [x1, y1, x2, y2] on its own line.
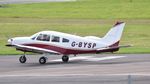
[37, 34, 50, 41]
[51, 36, 60, 42]
[62, 38, 69, 43]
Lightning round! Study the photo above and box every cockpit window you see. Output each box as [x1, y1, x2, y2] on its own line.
[30, 32, 38, 40]
[62, 38, 69, 43]
[31, 36, 36, 40]
[37, 34, 50, 41]
[51, 36, 60, 42]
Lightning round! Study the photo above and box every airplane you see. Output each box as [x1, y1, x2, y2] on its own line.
[6, 22, 130, 64]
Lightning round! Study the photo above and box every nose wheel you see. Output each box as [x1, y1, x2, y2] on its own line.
[62, 55, 69, 63]
[19, 55, 27, 63]
[39, 56, 47, 64]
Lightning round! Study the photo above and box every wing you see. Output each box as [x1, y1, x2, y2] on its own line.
[7, 44, 60, 54]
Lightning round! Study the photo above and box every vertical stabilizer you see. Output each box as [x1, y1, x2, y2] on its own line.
[100, 22, 125, 47]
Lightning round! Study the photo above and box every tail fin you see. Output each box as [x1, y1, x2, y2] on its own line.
[101, 22, 126, 47]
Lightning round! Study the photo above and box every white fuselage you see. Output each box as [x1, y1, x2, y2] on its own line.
[8, 31, 108, 54]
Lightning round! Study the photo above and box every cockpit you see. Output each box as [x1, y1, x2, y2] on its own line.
[30, 31, 69, 43]
[37, 34, 50, 41]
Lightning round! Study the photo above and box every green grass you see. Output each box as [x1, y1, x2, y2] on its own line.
[0, 0, 150, 19]
[0, 0, 150, 54]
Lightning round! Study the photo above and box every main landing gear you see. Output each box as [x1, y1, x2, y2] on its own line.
[19, 53, 69, 64]
[62, 55, 69, 63]
[39, 56, 47, 64]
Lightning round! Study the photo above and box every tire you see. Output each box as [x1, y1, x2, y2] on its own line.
[19, 56, 26, 63]
[62, 55, 69, 63]
[39, 57, 47, 64]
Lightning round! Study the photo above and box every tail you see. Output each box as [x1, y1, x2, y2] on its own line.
[100, 22, 126, 47]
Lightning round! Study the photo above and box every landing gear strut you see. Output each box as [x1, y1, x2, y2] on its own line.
[19, 55, 27, 63]
[62, 55, 69, 63]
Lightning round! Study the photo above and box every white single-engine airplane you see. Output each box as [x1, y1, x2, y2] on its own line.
[6, 22, 129, 64]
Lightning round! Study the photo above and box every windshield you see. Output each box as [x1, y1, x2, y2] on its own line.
[30, 33, 39, 40]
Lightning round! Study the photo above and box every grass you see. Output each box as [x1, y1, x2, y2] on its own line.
[0, 0, 150, 19]
[0, 0, 150, 54]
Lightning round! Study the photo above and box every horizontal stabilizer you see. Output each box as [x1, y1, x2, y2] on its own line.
[97, 44, 132, 51]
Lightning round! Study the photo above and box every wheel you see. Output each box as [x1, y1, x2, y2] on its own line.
[62, 55, 69, 63]
[39, 56, 47, 64]
[19, 56, 26, 63]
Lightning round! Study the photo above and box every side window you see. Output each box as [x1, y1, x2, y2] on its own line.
[37, 34, 50, 41]
[51, 36, 60, 42]
[37, 34, 43, 41]
[62, 38, 69, 43]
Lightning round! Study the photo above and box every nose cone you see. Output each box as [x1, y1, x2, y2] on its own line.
[8, 38, 13, 43]
[6, 38, 13, 47]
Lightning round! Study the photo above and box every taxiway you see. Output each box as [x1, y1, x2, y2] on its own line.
[0, 54, 150, 84]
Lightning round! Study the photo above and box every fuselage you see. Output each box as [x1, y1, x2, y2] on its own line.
[7, 31, 108, 54]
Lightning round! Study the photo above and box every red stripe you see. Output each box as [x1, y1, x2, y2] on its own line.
[109, 41, 120, 47]
[23, 43, 96, 54]
[113, 22, 124, 27]
[22, 42, 120, 54]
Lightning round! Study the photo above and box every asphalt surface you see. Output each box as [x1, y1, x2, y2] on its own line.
[0, 54, 150, 84]
[0, 0, 76, 4]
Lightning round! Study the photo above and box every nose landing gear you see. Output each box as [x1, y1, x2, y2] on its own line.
[19, 55, 27, 63]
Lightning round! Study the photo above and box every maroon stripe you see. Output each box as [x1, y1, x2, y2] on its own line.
[22, 42, 120, 54]
[113, 22, 124, 27]
[109, 41, 120, 47]
[23, 43, 97, 54]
